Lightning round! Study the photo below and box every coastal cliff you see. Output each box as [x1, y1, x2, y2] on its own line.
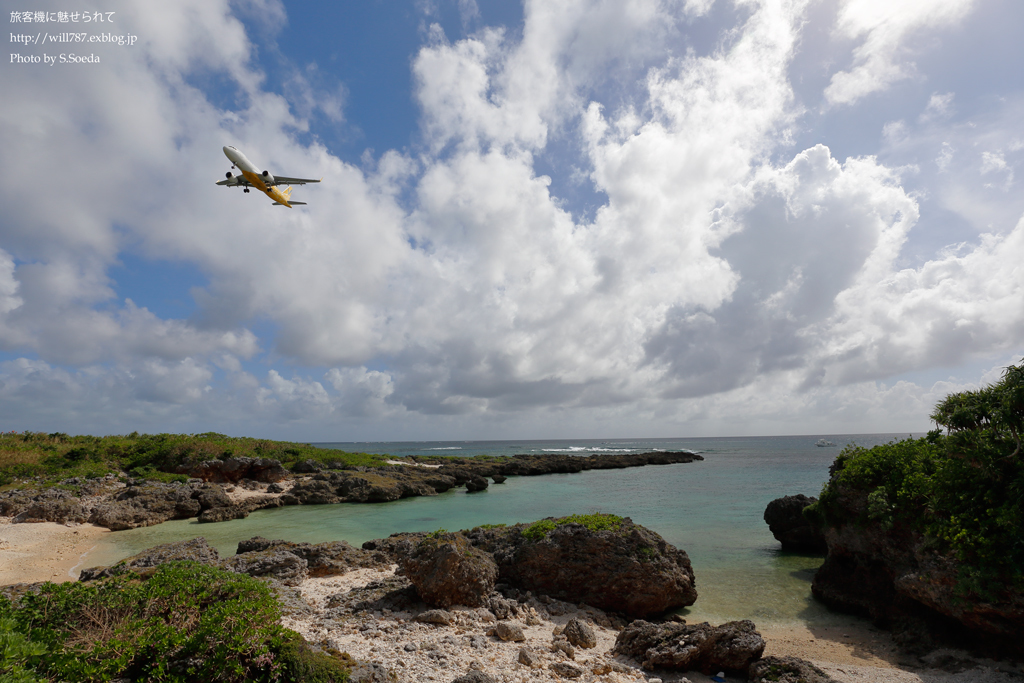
[807, 363, 1024, 658]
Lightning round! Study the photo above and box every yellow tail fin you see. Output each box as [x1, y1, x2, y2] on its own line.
[282, 186, 293, 198]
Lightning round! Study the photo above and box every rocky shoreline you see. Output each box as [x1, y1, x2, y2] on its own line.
[763, 489, 1024, 672]
[3, 510, 1022, 682]
[49, 516, 807, 682]
[0, 451, 703, 531]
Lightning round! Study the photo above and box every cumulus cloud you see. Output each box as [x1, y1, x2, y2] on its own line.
[824, 0, 977, 106]
[0, 0, 1021, 438]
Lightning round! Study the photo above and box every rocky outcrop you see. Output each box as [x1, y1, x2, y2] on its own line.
[221, 549, 308, 586]
[418, 450, 703, 479]
[7, 489, 91, 524]
[467, 517, 696, 619]
[0, 474, 287, 530]
[0, 479, 123, 525]
[283, 471, 440, 505]
[234, 537, 390, 576]
[400, 534, 498, 608]
[79, 537, 221, 580]
[361, 532, 430, 563]
[175, 456, 289, 483]
[198, 493, 282, 523]
[365, 518, 696, 618]
[292, 459, 323, 473]
[78, 534, 389, 589]
[2, 450, 704, 533]
[88, 481, 203, 530]
[748, 656, 837, 683]
[612, 619, 765, 674]
[276, 451, 702, 509]
[764, 495, 827, 553]
[812, 482, 1024, 658]
[464, 475, 489, 492]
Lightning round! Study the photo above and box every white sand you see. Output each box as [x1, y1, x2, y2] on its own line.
[278, 567, 1023, 683]
[0, 517, 110, 584]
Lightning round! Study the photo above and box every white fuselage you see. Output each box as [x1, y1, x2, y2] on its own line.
[222, 145, 292, 207]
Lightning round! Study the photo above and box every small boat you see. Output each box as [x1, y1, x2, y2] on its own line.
[815, 439, 837, 447]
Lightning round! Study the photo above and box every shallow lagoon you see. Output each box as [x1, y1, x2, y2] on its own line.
[90, 433, 914, 627]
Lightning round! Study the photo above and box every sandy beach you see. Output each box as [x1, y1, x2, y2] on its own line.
[0, 517, 111, 585]
[0, 524, 1019, 682]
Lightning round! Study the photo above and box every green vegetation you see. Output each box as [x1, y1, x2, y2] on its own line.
[0, 562, 351, 682]
[521, 513, 625, 541]
[813, 362, 1024, 592]
[0, 616, 46, 682]
[0, 431, 388, 487]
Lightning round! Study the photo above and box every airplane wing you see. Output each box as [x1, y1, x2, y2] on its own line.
[271, 176, 321, 186]
[216, 175, 320, 186]
[215, 176, 251, 187]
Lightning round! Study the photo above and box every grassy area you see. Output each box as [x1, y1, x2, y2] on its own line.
[0, 562, 351, 682]
[0, 431, 389, 487]
[521, 513, 625, 540]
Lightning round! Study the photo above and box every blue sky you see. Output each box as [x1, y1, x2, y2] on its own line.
[1, 0, 1022, 440]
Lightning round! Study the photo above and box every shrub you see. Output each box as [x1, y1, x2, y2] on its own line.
[0, 615, 46, 682]
[2, 562, 351, 682]
[816, 362, 1024, 591]
[521, 513, 625, 541]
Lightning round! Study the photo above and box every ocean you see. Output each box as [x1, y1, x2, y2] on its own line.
[88, 433, 918, 627]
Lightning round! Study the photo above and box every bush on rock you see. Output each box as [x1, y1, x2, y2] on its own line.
[474, 514, 697, 618]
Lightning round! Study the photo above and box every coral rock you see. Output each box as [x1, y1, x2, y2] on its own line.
[763, 495, 827, 553]
[400, 534, 498, 608]
[563, 617, 598, 648]
[612, 619, 765, 673]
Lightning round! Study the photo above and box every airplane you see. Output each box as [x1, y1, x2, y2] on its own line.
[216, 145, 321, 207]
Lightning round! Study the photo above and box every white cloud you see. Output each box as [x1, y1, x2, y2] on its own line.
[919, 92, 955, 123]
[0, 0, 1022, 439]
[818, 217, 1024, 383]
[824, 0, 977, 106]
[980, 150, 1014, 190]
[0, 249, 25, 348]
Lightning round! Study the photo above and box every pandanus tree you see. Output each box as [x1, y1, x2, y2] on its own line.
[931, 361, 1024, 460]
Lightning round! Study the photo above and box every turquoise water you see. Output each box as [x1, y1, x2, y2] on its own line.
[89, 433, 916, 626]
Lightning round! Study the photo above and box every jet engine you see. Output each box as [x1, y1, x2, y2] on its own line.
[261, 170, 276, 186]
[225, 171, 233, 179]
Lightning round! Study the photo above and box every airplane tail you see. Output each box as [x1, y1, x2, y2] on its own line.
[272, 186, 306, 206]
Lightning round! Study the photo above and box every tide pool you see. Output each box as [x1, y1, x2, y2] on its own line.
[89, 433, 916, 627]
